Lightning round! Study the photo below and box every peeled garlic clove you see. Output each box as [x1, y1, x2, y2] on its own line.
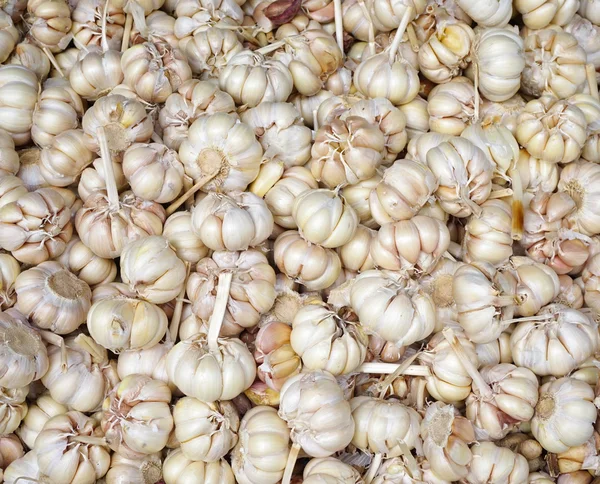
[15, 261, 91, 335]
[274, 230, 342, 290]
[532, 377, 596, 452]
[279, 370, 354, 457]
[0, 65, 39, 146]
[231, 406, 290, 484]
[166, 334, 256, 402]
[164, 449, 235, 484]
[303, 457, 362, 483]
[69, 48, 124, 101]
[102, 374, 173, 457]
[466, 441, 529, 483]
[174, 398, 239, 462]
[0, 253, 20, 311]
[510, 304, 600, 377]
[105, 452, 163, 484]
[17, 392, 67, 449]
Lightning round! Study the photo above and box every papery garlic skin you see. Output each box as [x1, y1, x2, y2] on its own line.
[0, 254, 19, 311]
[511, 304, 599, 377]
[231, 406, 290, 484]
[290, 303, 368, 376]
[274, 230, 342, 290]
[0, 65, 39, 146]
[163, 449, 235, 484]
[480, 95, 527, 136]
[187, 250, 276, 336]
[351, 396, 422, 457]
[466, 441, 529, 483]
[15, 261, 91, 335]
[303, 457, 362, 483]
[174, 398, 239, 462]
[17, 393, 67, 449]
[35, 411, 111, 483]
[4, 450, 45, 484]
[419, 257, 464, 330]
[532, 377, 596, 453]
[166, 335, 256, 403]
[8, 43, 51, 82]
[17, 148, 48, 192]
[102, 374, 173, 458]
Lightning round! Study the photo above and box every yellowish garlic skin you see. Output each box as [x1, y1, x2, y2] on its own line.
[174, 398, 239, 462]
[15, 261, 91, 335]
[35, 410, 111, 483]
[279, 370, 355, 458]
[163, 448, 235, 484]
[166, 335, 256, 403]
[0, 65, 39, 146]
[466, 441, 529, 484]
[231, 406, 290, 484]
[0, 253, 20, 311]
[532, 377, 597, 453]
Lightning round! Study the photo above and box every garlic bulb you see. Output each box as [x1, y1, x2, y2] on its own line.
[338, 224, 376, 272]
[231, 406, 290, 484]
[290, 302, 368, 375]
[15, 261, 91, 334]
[428, 77, 478, 136]
[400, 96, 430, 140]
[120, 236, 186, 304]
[105, 452, 163, 484]
[0, 254, 19, 311]
[369, 159, 438, 225]
[35, 410, 110, 483]
[241, 102, 312, 168]
[0, 65, 39, 146]
[480, 95, 527, 136]
[117, 340, 172, 388]
[351, 396, 422, 456]
[179, 113, 263, 193]
[516, 150, 559, 196]
[559, 161, 600, 236]
[341, 175, 381, 229]
[556, 274, 584, 309]
[516, 0, 579, 29]
[419, 257, 464, 329]
[39, 129, 94, 187]
[418, 20, 474, 83]
[516, 95, 587, 164]
[187, 250, 276, 336]
[42, 334, 119, 412]
[463, 199, 513, 267]
[303, 457, 362, 484]
[71, 0, 125, 50]
[345, 270, 436, 347]
[163, 449, 235, 484]
[183, 28, 243, 76]
[466, 441, 529, 483]
[26, 0, 72, 53]
[52, 48, 79, 79]
[522, 29, 587, 99]
[219, 50, 293, 108]
[78, 156, 128, 202]
[255, 321, 301, 391]
[425, 137, 493, 217]
[3, 450, 45, 484]
[532, 377, 596, 452]
[274, 230, 342, 290]
[163, 211, 208, 264]
[511, 304, 599, 377]
[0, 386, 28, 435]
[16, 148, 48, 191]
[166, 334, 256, 402]
[455, 0, 511, 26]
[8, 43, 51, 82]
[565, 15, 600, 85]
[70, 48, 124, 101]
[419, 328, 478, 403]
[174, 398, 239, 462]
[421, 402, 475, 481]
[0, 434, 23, 480]
[582, 253, 600, 311]
[121, 42, 192, 104]
[87, 286, 168, 352]
[191, 191, 273, 251]
[407, 131, 453, 165]
[102, 374, 173, 457]
[17, 393, 67, 449]
[371, 216, 451, 273]
[279, 370, 354, 457]
[0, 309, 48, 389]
[509, 257, 560, 316]
[0, 176, 28, 210]
[0, 128, 18, 177]
[466, 364, 539, 440]
[56, 237, 117, 287]
[0, 187, 73, 265]
[354, 52, 420, 106]
[0, 11, 18, 64]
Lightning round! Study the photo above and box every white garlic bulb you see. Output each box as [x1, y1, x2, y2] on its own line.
[69, 48, 124, 101]
[8, 43, 51, 82]
[279, 370, 354, 457]
[0, 11, 18, 64]
[102, 374, 173, 458]
[17, 393, 67, 449]
[419, 257, 464, 330]
[163, 211, 208, 264]
[105, 452, 163, 484]
[509, 257, 561, 316]
[0, 254, 19, 311]
[515, 0, 580, 29]
[39, 129, 94, 187]
[303, 457, 362, 484]
[231, 406, 290, 484]
[466, 441, 529, 483]
[532, 377, 596, 453]
[559, 161, 600, 236]
[0, 65, 39, 146]
[183, 28, 243, 76]
[0, 386, 28, 436]
[0, 128, 19, 177]
[15, 261, 91, 335]
[428, 77, 478, 136]
[174, 398, 239, 462]
[0, 176, 27, 210]
[77, 156, 128, 202]
[337, 225, 376, 272]
[163, 449, 235, 484]
[456, 0, 511, 26]
[56, 237, 117, 287]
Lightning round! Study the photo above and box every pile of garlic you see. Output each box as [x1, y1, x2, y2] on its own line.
[0, 0, 600, 482]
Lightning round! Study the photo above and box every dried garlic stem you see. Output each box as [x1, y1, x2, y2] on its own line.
[256, 39, 288, 56]
[40, 331, 67, 371]
[357, 0, 375, 57]
[42, 47, 64, 78]
[398, 439, 420, 479]
[407, 24, 419, 52]
[488, 188, 513, 199]
[207, 271, 233, 355]
[334, 0, 344, 53]
[70, 435, 107, 446]
[388, 7, 413, 64]
[377, 352, 420, 398]
[282, 442, 301, 484]
[357, 362, 430, 376]
[74, 334, 106, 363]
[587, 64, 599, 101]
[473, 62, 480, 121]
[364, 453, 383, 484]
[97, 127, 120, 210]
[442, 327, 493, 399]
[509, 165, 524, 241]
[101, 0, 110, 52]
[165, 169, 219, 216]
[169, 262, 190, 341]
[121, 13, 133, 52]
